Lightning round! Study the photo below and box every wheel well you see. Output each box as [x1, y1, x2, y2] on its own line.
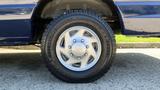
[31, 0, 124, 43]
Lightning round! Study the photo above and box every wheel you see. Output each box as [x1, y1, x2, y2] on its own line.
[41, 10, 116, 83]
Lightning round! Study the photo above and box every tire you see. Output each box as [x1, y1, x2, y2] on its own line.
[41, 10, 116, 83]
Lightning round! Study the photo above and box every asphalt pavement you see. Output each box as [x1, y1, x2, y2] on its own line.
[0, 48, 160, 90]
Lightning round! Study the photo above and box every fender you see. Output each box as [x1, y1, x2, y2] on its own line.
[32, 0, 123, 19]
[31, 0, 125, 42]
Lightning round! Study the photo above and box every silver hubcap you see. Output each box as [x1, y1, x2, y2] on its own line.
[56, 26, 102, 71]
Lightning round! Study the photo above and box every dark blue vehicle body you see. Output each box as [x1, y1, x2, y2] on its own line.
[0, 3, 35, 45]
[0, 0, 159, 45]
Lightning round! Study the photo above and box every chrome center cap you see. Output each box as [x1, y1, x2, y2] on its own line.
[72, 43, 86, 57]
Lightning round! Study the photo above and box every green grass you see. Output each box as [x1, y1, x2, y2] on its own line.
[116, 35, 160, 43]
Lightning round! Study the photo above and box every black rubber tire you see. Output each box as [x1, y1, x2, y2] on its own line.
[41, 10, 116, 83]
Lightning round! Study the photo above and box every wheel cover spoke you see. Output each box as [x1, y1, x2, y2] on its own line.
[64, 32, 72, 48]
[58, 46, 69, 57]
[89, 37, 97, 43]
[66, 58, 81, 64]
[56, 26, 102, 71]
[88, 45, 97, 58]
[74, 29, 85, 36]
[80, 55, 90, 68]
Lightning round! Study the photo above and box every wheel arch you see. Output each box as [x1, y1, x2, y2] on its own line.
[31, 0, 124, 42]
